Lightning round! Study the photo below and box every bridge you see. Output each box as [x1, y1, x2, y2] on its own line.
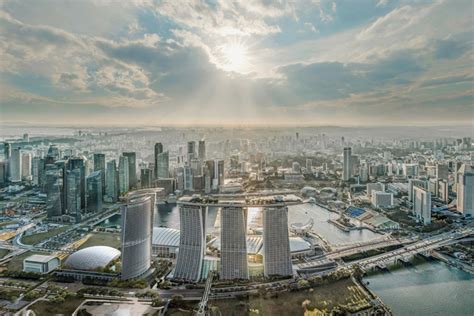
[196, 270, 216, 316]
[297, 227, 472, 274]
[348, 228, 473, 271]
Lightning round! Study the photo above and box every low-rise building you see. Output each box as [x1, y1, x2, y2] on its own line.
[23, 254, 60, 274]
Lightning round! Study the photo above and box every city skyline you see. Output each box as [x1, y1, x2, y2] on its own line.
[1, 0, 473, 126]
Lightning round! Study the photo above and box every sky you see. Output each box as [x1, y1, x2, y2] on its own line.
[0, 0, 473, 126]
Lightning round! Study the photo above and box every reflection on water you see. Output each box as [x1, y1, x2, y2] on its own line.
[364, 260, 474, 316]
[99, 203, 381, 245]
[288, 204, 381, 244]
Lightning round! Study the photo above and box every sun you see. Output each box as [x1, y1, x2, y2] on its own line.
[220, 41, 248, 73]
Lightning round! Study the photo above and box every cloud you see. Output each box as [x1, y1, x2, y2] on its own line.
[0, 0, 473, 125]
[433, 38, 469, 59]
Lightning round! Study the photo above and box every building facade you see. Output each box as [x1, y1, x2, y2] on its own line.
[121, 192, 154, 280]
[263, 206, 292, 277]
[220, 205, 249, 280]
[174, 201, 207, 282]
[457, 164, 473, 217]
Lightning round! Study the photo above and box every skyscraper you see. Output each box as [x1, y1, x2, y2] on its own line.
[154, 143, 163, 178]
[456, 164, 473, 217]
[3, 142, 11, 160]
[118, 156, 129, 194]
[93, 153, 106, 195]
[187, 141, 196, 162]
[66, 169, 82, 221]
[343, 147, 352, 181]
[123, 152, 137, 189]
[67, 157, 86, 210]
[106, 160, 119, 202]
[174, 198, 207, 282]
[21, 152, 31, 181]
[86, 171, 102, 213]
[45, 164, 63, 218]
[47, 145, 60, 160]
[436, 163, 449, 181]
[413, 186, 432, 225]
[215, 159, 224, 189]
[198, 140, 206, 160]
[263, 206, 292, 277]
[156, 151, 169, 178]
[0, 162, 7, 187]
[9, 147, 22, 182]
[140, 168, 152, 188]
[121, 191, 154, 280]
[220, 205, 248, 280]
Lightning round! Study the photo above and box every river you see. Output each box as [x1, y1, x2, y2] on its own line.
[364, 259, 474, 316]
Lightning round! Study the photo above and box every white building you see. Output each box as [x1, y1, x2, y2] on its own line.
[403, 163, 419, 178]
[413, 186, 432, 225]
[367, 182, 385, 197]
[23, 255, 60, 274]
[456, 164, 473, 217]
[371, 191, 393, 208]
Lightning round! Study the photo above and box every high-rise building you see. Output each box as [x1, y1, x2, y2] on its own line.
[371, 191, 393, 208]
[220, 205, 248, 280]
[343, 147, 352, 181]
[120, 191, 155, 280]
[0, 161, 8, 187]
[403, 163, 419, 178]
[198, 140, 206, 160]
[213, 159, 224, 190]
[106, 160, 119, 202]
[9, 147, 22, 182]
[174, 199, 207, 282]
[184, 164, 193, 191]
[140, 168, 153, 188]
[123, 152, 137, 189]
[367, 182, 385, 197]
[305, 159, 312, 172]
[205, 160, 215, 182]
[118, 156, 129, 194]
[438, 179, 449, 203]
[263, 206, 292, 277]
[154, 143, 163, 178]
[436, 163, 449, 181]
[3, 142, 11, 160]
[47, 145, 60, 160]
[408, 179, 427, 202]
[86, 171, 102, 213]
[32, 157, 41, 186]
[66, 169, 82, 221]
[413, 186, 432, 224]
[187, 141, 196, 162]
[156, 151, 169, 178]
[93, 153, 106, 195]
[67, 157, 86, 209]
[456, 164, 473, 217]
[21, 152, 31, 181]
[45, 164, 63, 218]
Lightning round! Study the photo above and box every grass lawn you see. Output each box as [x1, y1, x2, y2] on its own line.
[21, 226, 70, 245]
[0, 248, 10, 259]
[7, 251, 49, 272]
[210, 278, 372, 316]
[30, 296, 84, 315]
[78, 232, 121, 250]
